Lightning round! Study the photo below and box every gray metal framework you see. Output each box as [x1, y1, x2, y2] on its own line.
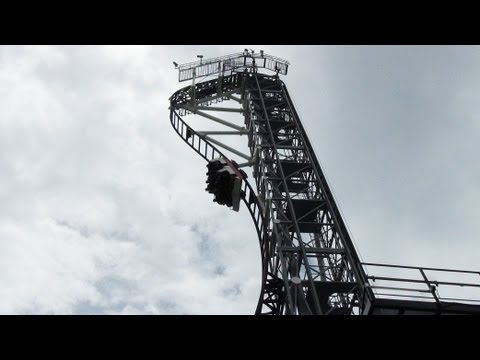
[169, 51, 480, 315]
[176, 51, 289, 82]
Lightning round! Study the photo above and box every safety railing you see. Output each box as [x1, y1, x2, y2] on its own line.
[362, 262, 480, 306]
[178, 52, 289, 82]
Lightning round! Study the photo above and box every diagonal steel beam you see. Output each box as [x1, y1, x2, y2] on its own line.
[177, 104, 244, 131]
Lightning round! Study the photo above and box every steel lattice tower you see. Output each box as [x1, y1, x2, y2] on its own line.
[169, 51, 480, 315]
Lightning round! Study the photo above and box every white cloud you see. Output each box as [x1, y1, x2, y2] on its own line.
[0, 45, 263, 314]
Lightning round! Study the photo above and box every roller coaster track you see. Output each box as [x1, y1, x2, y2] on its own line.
[170, 68, 372, 315]
[170, 74, 275, 314]
[170, 53, 480, 315]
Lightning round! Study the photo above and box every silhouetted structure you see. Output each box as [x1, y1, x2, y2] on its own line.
[170, 51, 480, 314]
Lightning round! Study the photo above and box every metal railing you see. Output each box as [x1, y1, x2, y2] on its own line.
[362, 262, 480, 306]
[178, 52, 289, 82]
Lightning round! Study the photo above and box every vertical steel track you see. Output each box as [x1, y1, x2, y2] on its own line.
[170, 66, 372, 314]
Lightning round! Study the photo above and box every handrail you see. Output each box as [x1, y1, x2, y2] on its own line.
[177, 52, 289, 82]
[363, 261, 480, 305]
[178, 52, 290, 71]
[362, 261, 480, 275]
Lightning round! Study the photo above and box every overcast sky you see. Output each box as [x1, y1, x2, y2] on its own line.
[1, 45, 480, 314]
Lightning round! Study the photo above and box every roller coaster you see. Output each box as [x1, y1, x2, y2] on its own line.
[169, 50, 480, 315]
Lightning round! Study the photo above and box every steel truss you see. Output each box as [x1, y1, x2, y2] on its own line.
[169, 52, 480, 315]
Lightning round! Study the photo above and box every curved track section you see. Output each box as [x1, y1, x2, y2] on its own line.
[170, 74, 280, 314]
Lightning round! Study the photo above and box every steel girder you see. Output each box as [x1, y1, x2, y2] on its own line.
[170, 71, 373, 315]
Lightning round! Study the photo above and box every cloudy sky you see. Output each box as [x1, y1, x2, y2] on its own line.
[1, 45, 480, 314]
